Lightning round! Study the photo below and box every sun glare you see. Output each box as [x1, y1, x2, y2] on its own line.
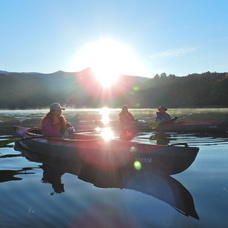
[100, 107, 110, 125]
[73, 38, 144, 87]
[100, 127, 115, 141]
[95, 107, 114, 140]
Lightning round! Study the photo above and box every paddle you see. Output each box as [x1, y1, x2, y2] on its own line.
[0, 128, 101, 147]
[150, 121, 161, 129]
[0, 136, 45, 147]
[176, 113, 192, 119]
[0, 135, 14, 139]
[150, 113, 192, 129]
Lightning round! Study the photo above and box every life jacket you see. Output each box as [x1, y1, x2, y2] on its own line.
[52, 116, 61, 131]
[52, 116, 66, 133]
[155, 112, 171, 121]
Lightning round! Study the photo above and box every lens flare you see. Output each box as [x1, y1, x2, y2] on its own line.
[134, 161, 142, 170]
[130, 146, 137, 152]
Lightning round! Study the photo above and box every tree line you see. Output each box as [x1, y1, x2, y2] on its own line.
[0, 69, 227, 109]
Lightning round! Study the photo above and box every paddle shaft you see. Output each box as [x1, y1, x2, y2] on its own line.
[0, 129, 101, 147]
[0, 135, 45, 147]
[176, 113, 192, 119]
[0, 135, 14, 139]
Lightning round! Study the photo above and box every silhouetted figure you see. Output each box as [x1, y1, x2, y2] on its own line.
[150, 132, 170, 145]
[119, 105, 137, 140]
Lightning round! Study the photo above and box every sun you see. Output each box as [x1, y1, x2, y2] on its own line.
[73, 38, 144, 87]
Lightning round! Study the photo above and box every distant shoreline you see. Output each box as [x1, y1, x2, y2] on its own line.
[0, 106, 228, 111]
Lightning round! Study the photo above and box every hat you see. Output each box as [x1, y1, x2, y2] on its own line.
[50, 103, 65, 111]
[158, 105, 167, 111]
[122, 105, 128, 109]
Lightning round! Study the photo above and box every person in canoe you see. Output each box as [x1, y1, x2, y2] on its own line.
[119, 105, 135, 125]
[41, 103, 75, 138]
[119, 105, 137, 139]
[155, 105, 178, 123]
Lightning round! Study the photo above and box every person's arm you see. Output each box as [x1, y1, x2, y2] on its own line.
[128, 112, 135, 122]
[164, 113, 171, 121]
[42, 119, 64, 138]
[66, 122, 75, 134]
[119, 113, 124, 124]
[162, 113, 178, 122]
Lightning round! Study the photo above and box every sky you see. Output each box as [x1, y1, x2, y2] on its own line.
[0, 0, 228, 77]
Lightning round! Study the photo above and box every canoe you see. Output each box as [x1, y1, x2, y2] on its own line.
[14, 126, 199, 175]
[15, 145, 199, 219]
[96, 120, 228, 133]
[151, 120, 228, 133]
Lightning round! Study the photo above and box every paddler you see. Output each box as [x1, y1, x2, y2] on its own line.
[119, 105, 135, 126]
[41, 103, 75, 138]
[155, 105, 178, 123]
[119, 105, 136, 140]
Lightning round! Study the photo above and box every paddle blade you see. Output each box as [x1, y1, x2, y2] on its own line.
[149, 122, 161, 129]
[0, 138, 22, 147]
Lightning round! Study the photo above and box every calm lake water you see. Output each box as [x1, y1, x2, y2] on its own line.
[0, 109, 228, 228]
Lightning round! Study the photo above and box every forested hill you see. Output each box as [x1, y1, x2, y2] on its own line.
[0, 69, 227, 109]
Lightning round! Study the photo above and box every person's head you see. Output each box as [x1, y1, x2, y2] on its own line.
[158, 105, 167, 112]
[122, 105, 128, 112]
[49, 103, 65, 117]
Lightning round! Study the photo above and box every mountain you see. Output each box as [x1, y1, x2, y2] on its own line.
[0, 69, 227, 109]
[0, 70, 11, 75]
[0, 68, 149, 109]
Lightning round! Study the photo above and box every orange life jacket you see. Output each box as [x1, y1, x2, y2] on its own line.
[52, 116, 61, 132]
[52, 116, 67, 133]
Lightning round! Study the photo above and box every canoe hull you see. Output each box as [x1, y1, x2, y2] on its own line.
[15, 146, 199, 219]
[96, 120, 228, 133]
[153, 121, 228, 133]
[14, 127, 199, 175]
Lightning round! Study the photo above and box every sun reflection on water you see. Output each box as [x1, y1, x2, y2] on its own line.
[101, 127, 115, 141]
[100, 107, 111, 125]
[95, 127, 115, 141]
[95, 108, 116, 140]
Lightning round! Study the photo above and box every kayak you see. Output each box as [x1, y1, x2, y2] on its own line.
[96, 120, 228, 133]
[14, 126, 199, 175]
[15, 146, 199, 219]
[151, 120, 228, 133]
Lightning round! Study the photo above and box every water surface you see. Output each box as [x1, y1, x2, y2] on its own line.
[0, 109, 228, 227]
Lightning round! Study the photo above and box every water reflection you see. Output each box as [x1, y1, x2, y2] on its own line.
[0, 168, 34, 183]
[147, 131, 228, 147]
[41, 164, 65, 194]
[149, 132, 171, 145]
[15, 144, 199, 219]
[100, 107, 111, 125]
